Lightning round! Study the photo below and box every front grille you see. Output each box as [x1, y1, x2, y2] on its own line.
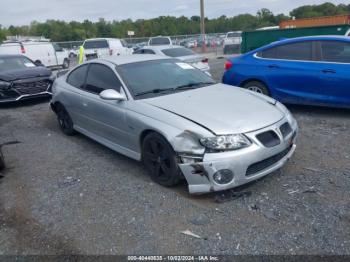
[280, 122, 292, 138]
[256, 131, 280, 148]
[12, 80, 50, 95]
[246, 145, 292, 177]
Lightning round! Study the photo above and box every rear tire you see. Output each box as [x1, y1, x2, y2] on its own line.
[243, 81, 270, 96]
[0, 148, 5, 171]
[142, 133, 181, 187]
[56, 104, 76, 136]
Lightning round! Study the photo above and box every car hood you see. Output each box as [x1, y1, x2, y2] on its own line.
[0, 67, 52, 82]
[143, 84, 284, 135]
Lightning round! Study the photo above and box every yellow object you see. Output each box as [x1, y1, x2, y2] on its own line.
[78, 45, 84, 64]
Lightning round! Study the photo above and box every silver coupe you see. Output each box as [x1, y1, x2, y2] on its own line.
[51, 55, 298, 194]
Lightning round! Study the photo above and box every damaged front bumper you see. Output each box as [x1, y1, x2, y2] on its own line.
[178, 119, 298, 194]
[0, 78, 52, 103]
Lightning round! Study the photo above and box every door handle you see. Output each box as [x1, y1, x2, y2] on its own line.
[268, 64, 279, 69]
[322, 69, 336, 74]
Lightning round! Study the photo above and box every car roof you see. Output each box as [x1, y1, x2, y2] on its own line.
[0, 54, 27, 59]
[268, 35, 350, 47]
[142, 45, 183, 51]
[244, 35, 350, 55]
[100, 54, 171, 65]
[84, 38, 120, 41]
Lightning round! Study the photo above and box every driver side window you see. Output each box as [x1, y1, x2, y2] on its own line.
[85, 64, 122, 94]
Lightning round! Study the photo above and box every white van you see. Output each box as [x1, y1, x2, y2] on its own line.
[0, 41, 70, 68]
[82, 38, 133, 60]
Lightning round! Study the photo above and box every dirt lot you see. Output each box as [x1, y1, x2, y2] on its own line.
[0, 58, 350, 255]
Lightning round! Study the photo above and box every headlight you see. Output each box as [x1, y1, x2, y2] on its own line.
[200, 134, 251, 151]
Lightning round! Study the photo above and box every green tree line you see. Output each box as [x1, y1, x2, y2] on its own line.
[0, 2, 349, 42]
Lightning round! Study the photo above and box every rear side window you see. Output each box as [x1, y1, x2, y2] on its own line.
[319, 41, 350, 63]
[149, 38, 171, 46]
[162, 48, 195, 57]
[260, 42, 312, 61]
[83, 40, 109, 49]
[67, 65, 88, 89]
[134, 49, 156, 54]
[85, 64, 122, 94]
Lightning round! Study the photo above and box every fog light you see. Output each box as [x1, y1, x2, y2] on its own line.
[213, 169, 234, 184]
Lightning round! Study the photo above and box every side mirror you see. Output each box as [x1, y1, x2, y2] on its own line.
[99, 89, 126, 101]
[34, 60, 44, 67]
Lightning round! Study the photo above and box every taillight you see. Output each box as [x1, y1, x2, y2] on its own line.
[225, 60, 233, 70]
[20, 45, 26, 54]
[109, 49, 113, 55]
[202, 58, 208, 63]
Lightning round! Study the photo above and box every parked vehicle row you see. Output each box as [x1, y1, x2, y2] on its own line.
[3, 34, 349, 195]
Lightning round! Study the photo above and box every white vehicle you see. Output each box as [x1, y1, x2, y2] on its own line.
[133, 45, 210, 75]
[223, 31, 242, 54]
[0, 41, 70, 68]
[148, 36, 173, 46]
[82, 38, 132, 61]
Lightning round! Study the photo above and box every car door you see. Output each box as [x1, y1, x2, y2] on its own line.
[315, 40, 350, 107]
[79, 63, 130, 149]
[258, 41, 324, 104]
[64, 64, 89, 127]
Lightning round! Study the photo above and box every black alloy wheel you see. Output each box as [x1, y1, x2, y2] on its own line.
[142, 133, 181, 187]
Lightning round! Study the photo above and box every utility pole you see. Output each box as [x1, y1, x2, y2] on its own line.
[200, 0, 206, 52]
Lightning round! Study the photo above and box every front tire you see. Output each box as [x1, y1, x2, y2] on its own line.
[142, 133, 181, 187]
[243, 81, 270, 96]
[56, 105, 76, 136]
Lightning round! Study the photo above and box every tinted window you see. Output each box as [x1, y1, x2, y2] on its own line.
[85, 64, 122, 94]
[83, 40, 109, 49]
[0, 56, 36, 71]
[261, 42, 312, 61]
[117, 59, 215, 99]
[53, 43, 63, 52]
[227, 33, 241, 38]
[319, 41, 350, 63]
[143, 49, 155, 54]
[133, 49, 155, 54]
[162, 48, 195, 57]
[67, 65, 88, 89]
[149, 38, 171, 46]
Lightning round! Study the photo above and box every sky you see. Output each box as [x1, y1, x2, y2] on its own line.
[0, 0, 347, 27]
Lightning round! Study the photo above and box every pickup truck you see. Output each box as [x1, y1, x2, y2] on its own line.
[223, 31, 242, 54]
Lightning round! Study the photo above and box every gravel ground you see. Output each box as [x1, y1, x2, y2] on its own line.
[0, 58, 350, 255]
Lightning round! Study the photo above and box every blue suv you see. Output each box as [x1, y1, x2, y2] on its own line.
[223, 36, 350, 108]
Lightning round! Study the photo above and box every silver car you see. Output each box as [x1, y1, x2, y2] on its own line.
[133, 45, 210, 75]
[51, 55, 298, 194]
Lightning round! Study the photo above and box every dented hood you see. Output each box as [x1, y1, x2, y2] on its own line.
[143, 84, 284, 135]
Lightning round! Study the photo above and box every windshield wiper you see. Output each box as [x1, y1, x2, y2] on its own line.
[134, 88, 175, 97]
[175, 82, 215, 91]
